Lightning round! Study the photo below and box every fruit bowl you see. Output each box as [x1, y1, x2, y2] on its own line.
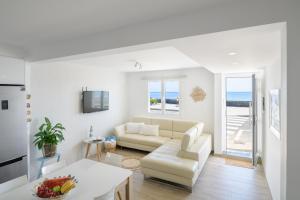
[32, 175, 77, 199]
[33, 189, 68, 200]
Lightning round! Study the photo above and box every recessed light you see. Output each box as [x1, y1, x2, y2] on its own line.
[228, 52, 237, 56]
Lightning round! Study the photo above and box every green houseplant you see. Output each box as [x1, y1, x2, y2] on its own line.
[150, 98, 158, 105]
[33, 117, 65, 157]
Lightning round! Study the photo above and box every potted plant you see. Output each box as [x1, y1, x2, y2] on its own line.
[33, 117, 65, 157]
[150, 98, 158, 105]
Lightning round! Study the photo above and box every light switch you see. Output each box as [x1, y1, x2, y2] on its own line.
[1, 100, 8, 110]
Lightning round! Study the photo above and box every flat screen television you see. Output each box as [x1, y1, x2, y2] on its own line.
[82, 91, 109, 113]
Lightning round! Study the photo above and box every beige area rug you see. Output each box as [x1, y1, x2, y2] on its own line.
[121, 157, 141, 170]
[225, 158, 254, 169]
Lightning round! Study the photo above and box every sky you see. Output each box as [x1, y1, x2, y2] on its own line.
[226, 77, 252, 92]
[149, 81, 179, 92]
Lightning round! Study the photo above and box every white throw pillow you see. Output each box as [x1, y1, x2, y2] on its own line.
[140, 124, 159, 136]
[126, 122, 144, 134]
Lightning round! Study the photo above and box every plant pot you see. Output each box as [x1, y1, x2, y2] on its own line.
[42, 144, 57, 157]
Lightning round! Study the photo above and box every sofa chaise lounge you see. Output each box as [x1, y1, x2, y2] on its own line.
[114, 116, 212, 190]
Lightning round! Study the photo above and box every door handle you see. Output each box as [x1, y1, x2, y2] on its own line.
[0, 155, 27, 167]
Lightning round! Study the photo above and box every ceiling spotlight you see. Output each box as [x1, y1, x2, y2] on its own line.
[228, 52, 237, 56]
[134, 61, 142, 70]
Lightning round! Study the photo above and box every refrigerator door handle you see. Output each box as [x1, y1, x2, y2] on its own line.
[0, 155, 27, 168]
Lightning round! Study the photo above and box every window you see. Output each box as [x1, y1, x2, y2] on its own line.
[148, 81, 162, 113]
[164, 80, 180, 114]
[148, 80, 180, 114]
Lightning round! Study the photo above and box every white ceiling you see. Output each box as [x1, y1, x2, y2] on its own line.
[0, 1, 281, 73]
[0, 0, 232, 48]
[58, 24, 281, 73]
[63, 47, 199, 72]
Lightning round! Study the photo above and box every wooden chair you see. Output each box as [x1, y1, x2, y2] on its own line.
[41, 160, 67, 176]
[0, 175, 28, 194]
[94, 188, 115, 200]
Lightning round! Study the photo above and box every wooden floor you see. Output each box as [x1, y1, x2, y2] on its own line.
[94, 148, 272, 200]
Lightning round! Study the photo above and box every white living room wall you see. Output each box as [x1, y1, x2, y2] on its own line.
[29, 62, 128, 179]
[263, 59, 282, 200]
[127, 68, 214, 134]
[0, 55, 25, 84]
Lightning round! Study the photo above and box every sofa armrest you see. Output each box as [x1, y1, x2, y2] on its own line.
[178, 133, 212, 161]
[181, 122, 204, 151]
[114, 124, 126, 137]
[195, 122, 204, 138]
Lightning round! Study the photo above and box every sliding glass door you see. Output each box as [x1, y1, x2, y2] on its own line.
[225, 76, 257, 163]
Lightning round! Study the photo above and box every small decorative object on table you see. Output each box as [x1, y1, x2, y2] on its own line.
[33, 175, 78, 199]
[104, 136, 117, 153]
[88, 125, 93, 138]
[33, 117, 65, 158]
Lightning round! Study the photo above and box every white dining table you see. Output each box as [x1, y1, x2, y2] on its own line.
[0, 159, 133, 200]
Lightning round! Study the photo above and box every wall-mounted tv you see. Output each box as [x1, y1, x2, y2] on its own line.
[82, 91, 109, 113]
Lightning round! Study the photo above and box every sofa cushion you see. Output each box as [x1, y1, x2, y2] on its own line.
[181, 127, 198, 151]
[118, 134, 170, 147]
[140, 125, 159, 136]
[159, 130, 173, 138]
[114, 124, 126, 137]
[151, 118, 173, 138]
[117, 141, 157, 152]
[126, 122, 144, 134]
[131, 117, 151, 124]
[141, 142, 199, 179]
[173, 120, 197, 133]
[172, 131, 186, 139]
[151, 118, 172, 128]
[152, 139, 181, 155]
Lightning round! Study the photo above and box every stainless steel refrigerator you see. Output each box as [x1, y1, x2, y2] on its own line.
[0, 85, 27, 184]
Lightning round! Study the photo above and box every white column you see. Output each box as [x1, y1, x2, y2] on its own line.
[214, 74, 226, 154]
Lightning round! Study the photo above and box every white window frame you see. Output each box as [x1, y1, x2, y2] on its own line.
[148, 79, 180, 115]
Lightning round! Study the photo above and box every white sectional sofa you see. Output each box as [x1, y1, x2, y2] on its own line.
[113, 116, 212, 190]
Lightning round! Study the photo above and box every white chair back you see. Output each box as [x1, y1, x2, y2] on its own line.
[0, 175, 28, 194]
[103, 152, 123, 167]
[94, 187, 115, 200]
[41, 160, 67, 176]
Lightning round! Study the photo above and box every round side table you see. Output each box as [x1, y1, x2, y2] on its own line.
[83, 137, 104, 161]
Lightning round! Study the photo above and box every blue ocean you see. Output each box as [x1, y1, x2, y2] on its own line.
[227, 92, 252, 101]
[150, 92, 178, 99]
